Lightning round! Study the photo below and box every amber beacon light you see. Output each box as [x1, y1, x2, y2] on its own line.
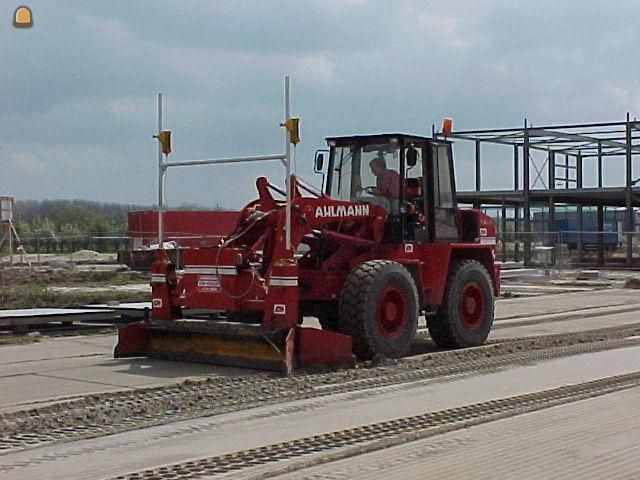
[441, 117, 453, 135]
[13, 6, 33, 28]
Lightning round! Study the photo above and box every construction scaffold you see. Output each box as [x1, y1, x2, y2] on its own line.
[438, 116, 640, 267]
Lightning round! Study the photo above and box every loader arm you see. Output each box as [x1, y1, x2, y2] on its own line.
[222, 175, 387, 287]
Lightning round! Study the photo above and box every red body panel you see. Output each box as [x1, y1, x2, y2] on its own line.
[299, 241, 498, 308]
[128, 210, 240, 248]
[297, 327, 354, 368]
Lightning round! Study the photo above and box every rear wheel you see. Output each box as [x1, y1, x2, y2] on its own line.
[339, 260, 418, 360]
[427, 260, 494, 348]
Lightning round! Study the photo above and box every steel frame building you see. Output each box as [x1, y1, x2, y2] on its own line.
[437, 115, 640, 266]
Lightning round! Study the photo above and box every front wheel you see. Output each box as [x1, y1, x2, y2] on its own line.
[427, 260, 494, 348]
[339, 260, 418, 360]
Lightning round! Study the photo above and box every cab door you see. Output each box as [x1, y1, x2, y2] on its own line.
[431, 142, 458, 241]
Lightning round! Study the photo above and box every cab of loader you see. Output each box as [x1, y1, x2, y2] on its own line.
[315, 133, 461, 244]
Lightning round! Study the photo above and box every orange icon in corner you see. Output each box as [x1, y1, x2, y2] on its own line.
[13, 6, 33, 28]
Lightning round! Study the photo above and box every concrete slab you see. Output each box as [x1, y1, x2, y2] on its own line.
[84, 303, 221, 320]
[495, 288, 640, 320]
[502, 284, 593, 293]
[0, 308, 115, 318]
[0, 351, 107, 377]
[48, 284, 149, 293]
[0, 334, 113, 363]
[83, 302, 151, 320]
[491, 310, 640, 340]
[1, 345, 639, 480]
[0, 308, 119, 328]
[275, 387, 640, 480]
[0, 374, 128, 410]
[84, 302, 151, 310]
[497, 262, 526, 270]
[0, 334, 259, 413]
[494, 302, 640, 329]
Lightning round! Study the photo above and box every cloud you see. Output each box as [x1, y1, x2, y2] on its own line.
[603, 83, 640, 115]
[401, 9, 467, 48]
[293, 53, 338, 85]
[6, 152, 45, 175]
[75, 13, 135, 43]
[2, 0, 640, 207]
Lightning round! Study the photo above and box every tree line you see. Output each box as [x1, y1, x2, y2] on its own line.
[11, 199, 220, 240]
[13, 199, 150, 239]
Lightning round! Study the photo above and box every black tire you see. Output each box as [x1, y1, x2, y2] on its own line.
[427, 260, 494, 348]
[339, 260, 419, 360]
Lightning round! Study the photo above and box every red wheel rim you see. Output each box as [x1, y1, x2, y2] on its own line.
[377, 286, 407, 338]
[459, 281, 484, 330]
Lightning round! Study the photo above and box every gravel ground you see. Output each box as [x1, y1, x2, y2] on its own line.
[2, 323, 640, 451]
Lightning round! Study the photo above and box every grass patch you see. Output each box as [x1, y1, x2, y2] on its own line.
[1, 269, 149, 287]
[1, 268, 151, 309]
[1, 284, 150, 309]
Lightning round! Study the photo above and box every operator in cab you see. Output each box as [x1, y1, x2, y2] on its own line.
[368, 156, 400, 214]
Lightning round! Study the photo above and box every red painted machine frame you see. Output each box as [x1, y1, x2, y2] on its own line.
[117, 174, 499, 373]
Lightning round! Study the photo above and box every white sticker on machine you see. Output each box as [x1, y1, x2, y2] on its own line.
[197, 275, 221, 292]
[152, 298, 163, 308]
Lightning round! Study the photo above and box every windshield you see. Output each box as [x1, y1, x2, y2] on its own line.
[329, 143, 401, 203]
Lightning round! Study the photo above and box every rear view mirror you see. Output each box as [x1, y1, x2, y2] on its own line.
[314, 151, 326, 173]
[406, 147, 418, 167]
[314, 149, 329, 192]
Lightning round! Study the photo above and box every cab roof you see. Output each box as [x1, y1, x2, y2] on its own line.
[325, 133, 449, 146]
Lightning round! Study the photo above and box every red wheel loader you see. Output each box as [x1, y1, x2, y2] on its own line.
[115, 133, 500, 374]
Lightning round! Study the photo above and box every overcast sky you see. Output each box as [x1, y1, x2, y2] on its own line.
[2, 1, 640, 209]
